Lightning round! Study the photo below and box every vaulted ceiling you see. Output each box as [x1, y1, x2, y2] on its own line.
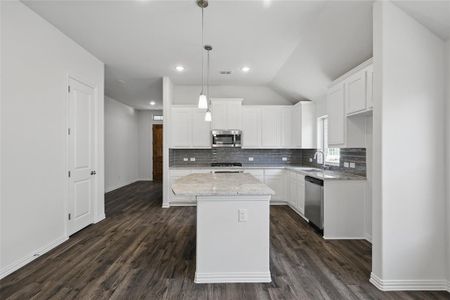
[23, 0, 450, 109]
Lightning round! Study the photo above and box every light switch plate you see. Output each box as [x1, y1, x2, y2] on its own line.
[238, 209, 248, 222]
[190, 157, 196, 162]
[350, 162, 356, 168]
[183, 158, 188, 162]
[248, 157, 254, 161]
[344, 162, 349, 168]
[282, 157, 287, 161]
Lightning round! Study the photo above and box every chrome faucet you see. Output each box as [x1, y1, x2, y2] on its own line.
[313, 150, 326, 170]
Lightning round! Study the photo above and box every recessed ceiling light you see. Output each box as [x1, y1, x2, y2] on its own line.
[150, 101, 156, 106]
[176, 65, 185, 72]
[241, 66, 251, 72]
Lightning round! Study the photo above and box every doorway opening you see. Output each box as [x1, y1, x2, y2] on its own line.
[152, 124, 163, 182]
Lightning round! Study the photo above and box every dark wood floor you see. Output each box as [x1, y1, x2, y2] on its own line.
[1, 181, 448, 300]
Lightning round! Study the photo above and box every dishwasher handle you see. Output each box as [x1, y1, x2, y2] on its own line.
[305, 176, 324, 186]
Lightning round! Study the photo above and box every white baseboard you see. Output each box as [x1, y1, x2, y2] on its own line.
[370, 272, 449, 291]
[94, 214, 106, 223]
[270, 201, 288, 205]
[194, 272, 271, 284]
[0, 235, 68, 280]
[162, 203, 170, 208]
[323, 236, 366, 240]
[169, 202, 196, 207]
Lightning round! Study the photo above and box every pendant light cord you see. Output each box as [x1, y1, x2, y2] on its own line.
[201, 7, 205, 94]
[206, 49, 210, 100]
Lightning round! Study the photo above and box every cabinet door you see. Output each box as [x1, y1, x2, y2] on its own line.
[265, 175, 284, 201]
[261, 107, 281, 147]
[345, 71, 367, 114]
[211, 101, 228, 129]
[291, 104, 302, 148]
[288, 173, 298, 207]
[171, 107, 192, 148]
[192, 109, 211, 148]
[366, 65, 374, 110]
[300, 102, 315, 148]
[169, 176, 195, 204]
[296, 174, 305, 214]
[227, 101, 242, 130]
[281, 107, 292, 148]
[242, 107, 261, 148]
[327, 85, 345, 146]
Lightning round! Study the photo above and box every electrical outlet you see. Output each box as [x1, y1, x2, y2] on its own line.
[350, 162, 356, 168]
[190, 157, 196, 162]
[344, 162, 349, 168]
[282, 157, 287, 161]
[238, 209, 248, 222]
[183, 158, 188, 162]
[248, 157, 254, 161]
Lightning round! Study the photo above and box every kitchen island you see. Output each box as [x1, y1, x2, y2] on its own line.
[172, 172, 274, 283]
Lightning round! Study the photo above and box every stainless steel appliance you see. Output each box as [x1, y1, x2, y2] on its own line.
[211, 130, 242, 148]
[305, 176, 324, 230]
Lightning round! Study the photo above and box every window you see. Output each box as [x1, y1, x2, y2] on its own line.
[317, 116, 340, 166]
[153, 114, 163, 121]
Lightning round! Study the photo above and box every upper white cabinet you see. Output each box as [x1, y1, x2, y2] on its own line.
[345, 65, 374, 115]
[327, 85, 346, 146]
[242, 107, 262, 148]
[261, 107, 282, 148]
[170, 106, 211, 148]
[327, 58, 373, 148]
[281, 107, 293, 148]
[291, 102, 315, 148]
[211, 98, 243, 130]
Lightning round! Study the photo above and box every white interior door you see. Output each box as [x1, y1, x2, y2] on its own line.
[68, 77, 96, 235]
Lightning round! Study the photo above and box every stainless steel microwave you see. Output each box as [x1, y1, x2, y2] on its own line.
[211, 130, 242, 148]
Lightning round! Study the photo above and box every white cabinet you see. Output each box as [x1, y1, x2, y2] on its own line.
[211, 98, 243, 130]
[192, 109, 211, 147]
[171, 106, 211, 148]
[281, 107, 292, 148]
[345, 71, 367, 114]
[345, 65, 374, 115]
[366, 65, 374, 110]
[264, 170, 285, 202]
[168, 170, 195, 205]
[291, 102, 315, 148]
[327, 85, 346, 147]
[286, 171, 305, 215]
[171, 107, 192, 148]
[261, 107, 282, 148]
[242, 107, 261, 148]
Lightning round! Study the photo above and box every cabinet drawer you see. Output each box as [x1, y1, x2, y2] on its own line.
[264, 169, 284, 176]
[244, 169, 264, 177]
[169, 169, 192, 177]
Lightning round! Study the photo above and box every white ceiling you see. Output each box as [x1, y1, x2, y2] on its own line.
[23, 0, 450, 109]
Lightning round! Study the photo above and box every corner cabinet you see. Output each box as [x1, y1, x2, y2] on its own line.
[327, 58, 373, 148]
[211, 98, 243, 130]
[170, 106, 211, 148]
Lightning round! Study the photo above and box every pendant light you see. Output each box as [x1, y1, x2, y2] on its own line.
[197, 0, 208, 109]
[204, 45, 212, 122]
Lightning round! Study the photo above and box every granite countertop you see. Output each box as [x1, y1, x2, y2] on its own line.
[171, 173, 275, 196]
[169, 165, 366, 181]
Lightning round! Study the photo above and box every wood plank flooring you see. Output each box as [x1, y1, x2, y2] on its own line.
[1, 181, 448, 299]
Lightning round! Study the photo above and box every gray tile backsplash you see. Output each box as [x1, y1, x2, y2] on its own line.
[302, 148, 366, 176]
[170, 148, 366, 176]
[169, 148, 303, 166]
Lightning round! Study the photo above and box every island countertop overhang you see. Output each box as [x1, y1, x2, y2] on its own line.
[171, 173, 275, 196]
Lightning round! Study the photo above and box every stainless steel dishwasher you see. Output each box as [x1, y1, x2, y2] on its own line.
[305, 176, 324, 230]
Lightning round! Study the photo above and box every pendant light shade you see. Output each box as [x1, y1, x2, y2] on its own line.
[198, 94, 208, 109]
[204, 110, 212, 122]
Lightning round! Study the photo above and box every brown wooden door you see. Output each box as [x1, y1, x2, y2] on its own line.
[153, 124, 163, 182]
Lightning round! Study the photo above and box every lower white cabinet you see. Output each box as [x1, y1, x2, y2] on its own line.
[264, 170, 285, 202]
[287, 171, 305, 215]
[168, 170, 195, 205]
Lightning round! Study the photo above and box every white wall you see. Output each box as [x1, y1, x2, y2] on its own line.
[105, 97, 139, 192]
[162, 77, 173, 208]
[173, 85, 292, 106]
[446, 40, 450, 289]
[372, 1, 447, 290]
[137, 110, 163, 181]
[1, 1, 104, 278]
